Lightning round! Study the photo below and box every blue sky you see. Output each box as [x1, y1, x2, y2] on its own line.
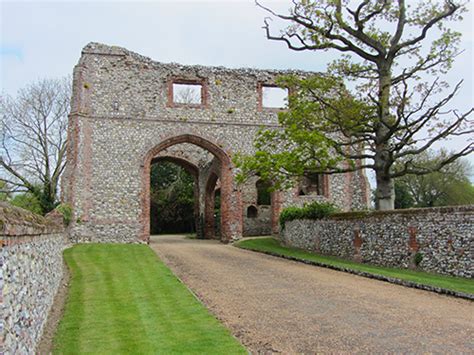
[1, 0, 473, 173]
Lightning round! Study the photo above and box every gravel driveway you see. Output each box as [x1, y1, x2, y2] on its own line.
[150, 235, 473, 354]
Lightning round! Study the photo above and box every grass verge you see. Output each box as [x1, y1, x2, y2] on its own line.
[235, 238, 474, 296]
[53, 244, 246, 354]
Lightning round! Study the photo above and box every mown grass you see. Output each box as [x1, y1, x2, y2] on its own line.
[53, 244, 245, 354]
[236, 238, 474, 295]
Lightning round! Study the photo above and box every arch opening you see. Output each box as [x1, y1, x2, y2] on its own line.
[247, 205, 258, 218]
[141, 134, 242, 243]
[149, 159, 198, 235]
[256, 179, 272, 206]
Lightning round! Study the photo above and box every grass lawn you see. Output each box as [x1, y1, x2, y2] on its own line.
[236, 237, 474, 295]
[53, 244, 246, 354]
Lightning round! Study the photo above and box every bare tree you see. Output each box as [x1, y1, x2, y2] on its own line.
[243, 0, 473, 210]
[173, 84, 202, 105]
[0, 77, 71, 214]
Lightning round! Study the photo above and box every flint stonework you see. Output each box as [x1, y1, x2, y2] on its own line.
[64, 43, 369, 243]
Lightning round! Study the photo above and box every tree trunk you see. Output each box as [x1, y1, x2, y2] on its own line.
[374, 65, 395, 210]
[375, 170, 395, 210]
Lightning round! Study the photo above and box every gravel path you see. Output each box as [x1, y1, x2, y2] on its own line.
[150, 235, 473, 354]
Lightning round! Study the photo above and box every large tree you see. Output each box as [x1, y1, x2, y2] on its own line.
[237, 0, 473, 210]
[394, 150, 474, 208]
[0, 78, 71, 214]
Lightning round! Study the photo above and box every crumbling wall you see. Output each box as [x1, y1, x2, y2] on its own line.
[64, 42, 369, 242]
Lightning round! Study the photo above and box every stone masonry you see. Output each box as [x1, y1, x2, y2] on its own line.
[281, 205, 474, 277]
[1, 203, 67, 354]
[64, 42, 369, 243]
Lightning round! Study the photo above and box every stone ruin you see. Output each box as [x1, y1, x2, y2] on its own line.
[63, 42, 369, 243]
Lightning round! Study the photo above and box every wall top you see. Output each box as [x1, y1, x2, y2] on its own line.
[0, 202, 63, 237]
[80, 42, 319, 77]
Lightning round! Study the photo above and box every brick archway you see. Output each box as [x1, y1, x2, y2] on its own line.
[141, 134, 242, 243]
[204, 172, 219, 239]
[151, 156, 199, 178]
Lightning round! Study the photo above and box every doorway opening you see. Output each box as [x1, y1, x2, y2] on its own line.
[149, 160, 197, 235]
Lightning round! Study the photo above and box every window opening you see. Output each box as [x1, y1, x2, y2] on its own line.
[262, 86, 288, 109]
[247, 205, 258, 218]
[256, 179, 272, 205]
[173, 82, 202, 105]
[299, 173, 324, 196]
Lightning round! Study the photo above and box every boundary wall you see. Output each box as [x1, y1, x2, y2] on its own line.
[0, 203, 67, 354]
[281, 205, 473, 277]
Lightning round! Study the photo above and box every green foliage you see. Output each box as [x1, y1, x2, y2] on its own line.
[394, 181, 415, 209]
[55, 203, 72, 225]
[414, 253, 423, 267]
[150, 162, 196, 234]
[235, 238, 474, 295]
[9, 192, 43, 215]
[235, 75, 371, 191]
[241, 1, 472, 210]
[54, 244, 245, 354]
[394, 151, 474, 208]
[279, 201, 339, 229]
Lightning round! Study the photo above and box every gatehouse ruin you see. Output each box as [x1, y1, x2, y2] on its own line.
[63, 43, 370, 243]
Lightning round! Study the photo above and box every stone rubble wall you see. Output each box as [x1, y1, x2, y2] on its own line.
[64, 42, 370, 243]
[0, 203, 67, 354]
[281, 205, 473, 278]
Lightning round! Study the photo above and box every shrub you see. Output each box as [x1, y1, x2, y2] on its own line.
[414, 252, 423, 267]
[279, 201, 339, 229]
[10, 192, 43, 215]
[56, 203, 73, 226]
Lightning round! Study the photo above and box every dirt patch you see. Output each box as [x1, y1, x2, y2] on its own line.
[36, 260, 71, 354]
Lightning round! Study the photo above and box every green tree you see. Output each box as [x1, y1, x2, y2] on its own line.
[150, 162, 196, 234]
[237, 0, 473, 210]
[9, 192, 43, 215]
[394, 151, 474, 208]
[393, 180, 414, 209]
[0, 77, 71, 214]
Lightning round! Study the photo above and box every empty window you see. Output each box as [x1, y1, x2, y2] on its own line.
[262, 86, 288, 109]
[256, 179, 271, 205]
[247, 205, 258, 218]
[173, 83, 202, 105]
[299, 173, 324, 196]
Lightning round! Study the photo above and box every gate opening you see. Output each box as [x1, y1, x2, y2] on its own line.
[149, 160, 197, 235]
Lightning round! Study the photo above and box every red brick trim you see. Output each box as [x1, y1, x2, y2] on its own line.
[151, 156, 199, 177]
[140, 134, 241, 243]
[204, 173, 219, 239]
[322, 175, 331, 199]
[167, 78, 209, 109]
[81, 119, 93, 222]
[271, 191, 282, 235]
[353, 228, 363, 262]
[408, 226, 419, 252]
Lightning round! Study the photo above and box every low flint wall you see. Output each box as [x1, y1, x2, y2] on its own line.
[281, 205, 473, 278]
[0, 203, 67, 354]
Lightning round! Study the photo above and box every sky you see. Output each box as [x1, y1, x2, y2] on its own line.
[1, 0, 473, 180]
